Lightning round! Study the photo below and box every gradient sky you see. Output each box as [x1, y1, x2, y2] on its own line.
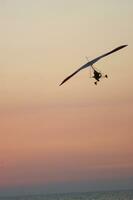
[0, 0, 133, 195]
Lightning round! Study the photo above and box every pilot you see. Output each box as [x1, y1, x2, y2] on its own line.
[93, 69, 102, 81]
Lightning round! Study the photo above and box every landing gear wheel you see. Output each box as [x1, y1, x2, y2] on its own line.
[94, 81, 97, 85]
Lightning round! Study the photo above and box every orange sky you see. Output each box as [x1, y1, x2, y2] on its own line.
[0, 0, 133, 194]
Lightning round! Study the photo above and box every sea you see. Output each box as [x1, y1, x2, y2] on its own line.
[0, 190, 133, 200]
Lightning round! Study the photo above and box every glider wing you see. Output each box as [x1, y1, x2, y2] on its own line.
[60, 45, 127, 86]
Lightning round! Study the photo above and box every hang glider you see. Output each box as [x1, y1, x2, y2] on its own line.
[60, 45, 128, 86]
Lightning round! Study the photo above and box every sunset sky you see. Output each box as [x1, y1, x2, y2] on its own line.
[0, 0, 133, 195]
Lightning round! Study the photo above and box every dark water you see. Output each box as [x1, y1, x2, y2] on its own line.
[0, 190, 133, 200]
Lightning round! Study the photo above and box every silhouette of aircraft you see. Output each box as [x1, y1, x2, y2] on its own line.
[60, 45, 128, 86]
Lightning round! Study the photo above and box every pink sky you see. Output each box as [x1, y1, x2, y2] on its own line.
[0, 0, 133, 194]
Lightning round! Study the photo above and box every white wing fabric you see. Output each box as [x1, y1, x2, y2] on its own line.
[60, 45, 127, 86]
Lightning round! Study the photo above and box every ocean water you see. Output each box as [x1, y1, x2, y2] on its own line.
[0, 190, 133, 200]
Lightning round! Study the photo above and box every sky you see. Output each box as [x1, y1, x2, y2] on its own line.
[0, 0, 133, 196]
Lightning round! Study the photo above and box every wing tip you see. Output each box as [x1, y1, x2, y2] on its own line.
[59, 81, 64, 86]
[123, 44, 128, 47]
[117, 44, 128, 49]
